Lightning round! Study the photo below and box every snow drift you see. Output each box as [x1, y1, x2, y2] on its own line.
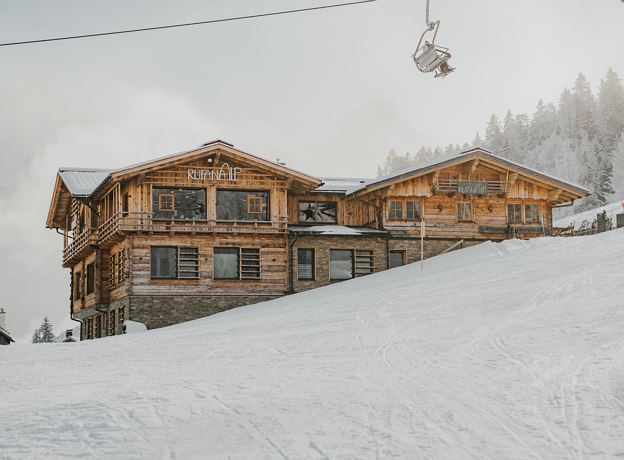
[1, 231, 624, 459]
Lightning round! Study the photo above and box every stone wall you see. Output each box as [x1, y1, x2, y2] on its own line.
[292, 233, 484, 293]
[128, 295, 277, 330]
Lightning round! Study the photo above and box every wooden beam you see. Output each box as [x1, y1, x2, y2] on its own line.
[548, 188, 562, 202]
[470, 159, 479, 174]
[509, 172, 519, 186]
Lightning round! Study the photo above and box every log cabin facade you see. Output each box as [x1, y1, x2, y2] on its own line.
[46, 140, 588, 340]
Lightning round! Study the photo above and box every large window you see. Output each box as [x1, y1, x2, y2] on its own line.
[217, 190, 270, 221]
[330, 249, 374, 280]
[389, 250, 405, 269]
[297, 249, 315, 280]
[150, 246, 199, 279]
[214, 247, 261, 280]
[299, 201, 337, 223]
[457, 202, 473, 222]
[525, 204, 540, 223]
[86, 263, 95, 295]
[507, 204, 522, 223]
[152, 187, 206, 220]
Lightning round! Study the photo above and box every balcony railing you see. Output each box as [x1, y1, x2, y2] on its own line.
[98, 212, 289, 247]
[62, 229, 98, 267]
[434, 179, 509, 195]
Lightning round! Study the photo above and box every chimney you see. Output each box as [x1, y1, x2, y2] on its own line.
[66, 329, 73, 338]
[0, 308, 6, 330]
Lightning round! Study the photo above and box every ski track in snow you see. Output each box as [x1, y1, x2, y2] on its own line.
[1, 230, 624, 459]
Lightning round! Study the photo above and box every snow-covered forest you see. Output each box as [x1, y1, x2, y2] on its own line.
[378, 69, 624, 215]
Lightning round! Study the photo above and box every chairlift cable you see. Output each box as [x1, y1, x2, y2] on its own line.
[0, 0, 377, 48]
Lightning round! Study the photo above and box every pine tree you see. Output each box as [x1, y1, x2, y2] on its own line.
[485, 115, 506, 154]
[32, 317, 55, 344]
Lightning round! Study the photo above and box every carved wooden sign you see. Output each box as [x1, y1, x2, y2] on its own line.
[457, 180, 488, 195]
[187, 163, 243, 182]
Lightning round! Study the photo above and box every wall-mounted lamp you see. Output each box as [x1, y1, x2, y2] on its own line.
[487, 204, 494, 212]
[437, 204, 443, 212]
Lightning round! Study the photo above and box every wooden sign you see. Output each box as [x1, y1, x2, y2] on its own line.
[457, 180, 488, 195]
[187, 163, 243, 182]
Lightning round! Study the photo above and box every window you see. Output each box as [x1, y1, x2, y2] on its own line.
[152, 188, 206, 220]
[122, 193, 130, 216]
[74, 271, 82, 299]
[388, 201, 403, 220]
[214, 247, 261, 280]
[330, 250, 353, 280]
[86, 263, 95, 295]
[457, 202, 473, 222]
[158, 193, 175, 211]
[507, 204, 522, 223]
[217, 190, 270, 221]
[94, 315, 101, 338]
[330, 250, 374, 280]
[298, 201, 337, 223]
[525, 204, 540, 223]
[354, 250, 374, 276]
[297, 249, 315, 280]
[108, 310, 116, 336]
[214, 247, 239, 280]
[247, 195, 264, 214]
[150, 246, 199, 279]
[406, 201, 421, 221]
[110, 252, 124, 287]
[389, 251, 405, 269]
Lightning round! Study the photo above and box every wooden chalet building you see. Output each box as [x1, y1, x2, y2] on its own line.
[46, 140, 588, 340]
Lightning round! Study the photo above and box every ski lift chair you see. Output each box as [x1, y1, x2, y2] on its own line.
[412, 20, 455, 78]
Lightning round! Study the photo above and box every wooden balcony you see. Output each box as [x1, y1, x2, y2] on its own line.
[434, 179, 509, 195]
[62, 229, 99, 267]
[98, 212, 289, 247]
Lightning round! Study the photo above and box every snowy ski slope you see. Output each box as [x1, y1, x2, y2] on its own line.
[1, 230, 624, 459]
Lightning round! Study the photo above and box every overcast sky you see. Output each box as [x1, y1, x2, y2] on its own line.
[1, 0, 622, 342]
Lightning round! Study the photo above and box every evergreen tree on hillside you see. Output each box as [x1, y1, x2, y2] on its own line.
[32, 317, 55, 344]
[485, 115, 507, 155]
[375, 68, 624, 210]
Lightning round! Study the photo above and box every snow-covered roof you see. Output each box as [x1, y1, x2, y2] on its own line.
[345, 147, 589, 197]
[0, 326, 14, 343]
[58, 168, 112, 197]
[289, 225, 385, 235]
[314, 177, 372, 194]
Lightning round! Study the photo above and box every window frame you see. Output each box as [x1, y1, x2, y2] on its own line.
[246, 194, 264, 214]
[216, 189, 271, 222]
[150, 246, 199, 280]
[152, 187, 207, 221]
[507, 203, 523, 224]
[524, 203, 540, 224]
[74, 271, 82, 300]
[297, 248, 316, 281]
[389, 250, 406, 269]
[158, 193, 175, 212]
[329, 249, 374, 281]
[387, 200, 404, 220]
[213, 247, 261, 281]
[457, 202, 474, 222]
[86, 262, 95, 295]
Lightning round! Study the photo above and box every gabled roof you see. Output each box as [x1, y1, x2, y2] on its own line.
[346, 147, 589, 199]
[58, 168, 112, 197]
[109, 140, 321, 189]
[47, 140, 322, 228]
